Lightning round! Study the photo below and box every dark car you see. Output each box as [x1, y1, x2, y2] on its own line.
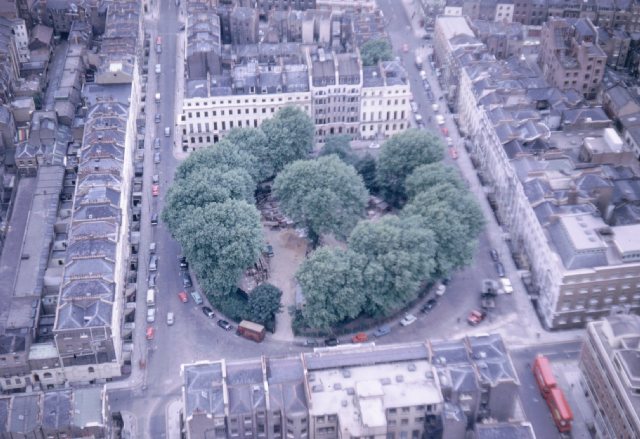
[202, 307, 215, 318]
[420, 299, 438, 313]
[151, 212, 158, 225]
[324, 337, 339, 346]
[179, 256, 188, 270]
[490, 249, 500, 262]
[182, 271, 192, 288]
[495, 262, 506, 277]
[217, 320, 233, 331]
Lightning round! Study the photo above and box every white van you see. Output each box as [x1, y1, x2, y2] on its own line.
[146, 288, 155, 307]
[155, 64, 161, 74]
[155, 92, 161, 102]
[164, 126, 171, 137]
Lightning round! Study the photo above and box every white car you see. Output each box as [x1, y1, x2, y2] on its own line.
[410, 102, 419, 113]
[431, 103, 439, 112]
[435, 114, 445, 125]
[166, 312, 175, 325]
[155, 64, 161, 74]
[500, 278, 514, 294]
[400, 314, 417, 326]
[435, 284, 446, 296]
[146, 308, 156, 323]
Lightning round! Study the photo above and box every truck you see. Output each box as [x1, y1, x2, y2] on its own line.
[237, 320, 266, 342]
[532, 355, 573, 433]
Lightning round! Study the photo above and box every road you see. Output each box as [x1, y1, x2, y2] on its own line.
[106, 1, 583, 437]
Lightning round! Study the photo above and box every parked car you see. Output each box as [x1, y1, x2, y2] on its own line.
[154, 138, 161, 149]
[178, 291, 188, 303]
[166, 312, 174, 326]
[373, 325, 392, 337]
[432, 103, 439, 112]
[500, 278, 513, 294]
[154, 114, 161, 123]
[351, 332, 368, 343]
[202, 306, 215, 318]
[146, 308, 156, 323]
[149, 254, 158, 271]
[435, 284, 446, 297]
[146, 326, 155, 340]
[441, 126, 449, 136]
[324, 337, 339, 346]
[448, 147, 459, 160]
[148, 272, 157, 287]
[164, 126, 170, 137]
[400, 314, 417, 326]
[152, 184, 159, 197]
[410, 102, 419, 113]
[152, 174, 159, 183]
[435, 114, 445, 125]
[467, 309, 487, 326]
[182, 271, 193, 288]
[402, 43, 409, 53]
[151, 212, 158, 225]
[179, 256, 189, 270]
[302, 339, 319, 347]
[153, 152, 161, 164]
[490, 249, 500, 262]
[149, 242, 156, 253]
[495, 262, 506, 277]
[217, 320, 233, 331]
[190, 290, 204, 305]
[446, 137, 453, 147]
[420, 299, 438, 313]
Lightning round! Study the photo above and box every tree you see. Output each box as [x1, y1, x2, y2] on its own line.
[175, 139, 258, 182]
[403, 188, 484, 276]
[360, 38, 393, 66]
[376, 129, 444, 207]
[354, 154, 379, 194]
[319, 135, 356, 165]
[162, 167, 255, 233]
[261, 106, 314, 174]
[224, 128, 272, 182]
[274, 155, 369, 245]
[174, 200, 263, 295]
[245, 283, 283, 325]
[405, 163, 465, 200]
[296, 248, 366, 330]
[348, 216, 437, 316]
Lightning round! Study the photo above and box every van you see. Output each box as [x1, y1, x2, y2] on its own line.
[155, 64, 161, 74]
[155, 92, 161, 102]
[164, 126, 170, 137]
[146, 288, 155, 306]
[420, 70, 427, 80]
[237, 320, 266, 342]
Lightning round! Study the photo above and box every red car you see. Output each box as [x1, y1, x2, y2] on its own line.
[449, 147, 459, 160]
[351, 332, 368, 343]
[441, 127, 449, 136]
[152, 184, 159, 197]
[146, 326, 155, 340]
[467, 309, 487, 326]
[178, 291, 188, 303]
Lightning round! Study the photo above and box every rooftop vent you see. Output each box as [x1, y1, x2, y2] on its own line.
[380, 377, 391, 385]
[341, 400, 348, 407]
[341, 369, 351, 378]
[312, 384, 323, 393]
[395, 375, 404, 383]
[407, 363, 416, 371]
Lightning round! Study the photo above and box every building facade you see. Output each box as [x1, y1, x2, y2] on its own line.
[580, 315, 640, 439]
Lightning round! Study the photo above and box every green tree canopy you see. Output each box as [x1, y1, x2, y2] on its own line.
[274, 155, 369, 245]
[224, 128, 272, 182]
[403, 187, 484, 276]
[296, 248, 366, 330]
[376, 129, 444, 207]
[174, 200, 263, 295]
[354, 154, 379, 194]
[261, 106, 314, 174]
[360, 38, 393, 66]
[405, 163, 465, 200]
[162, 167, 255, 232]
[175, 139, 258, 182]
[319, 135, 357, 165]
[246, 283, 283, 325]
[349, 215, 437, 316]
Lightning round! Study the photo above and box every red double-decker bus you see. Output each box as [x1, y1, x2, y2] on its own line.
[532, 354, 573, 433]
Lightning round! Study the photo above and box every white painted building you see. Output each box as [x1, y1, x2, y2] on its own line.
[495, 2, 514, 23]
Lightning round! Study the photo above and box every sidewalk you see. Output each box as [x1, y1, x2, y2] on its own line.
[165, 398, 182, 439]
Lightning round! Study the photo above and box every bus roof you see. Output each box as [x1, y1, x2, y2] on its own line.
[534, 354, 557, 388]
[239, 320, 264, 332]
[549, 387, 573, 421]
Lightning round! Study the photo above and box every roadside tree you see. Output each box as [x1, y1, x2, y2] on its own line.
[376, 129, 443, 206]
[296, 248, 366, 330]
[174, 200, 263, 295]
[404, 163, 465, 200]
[274, 155, 369, 245]
[349, 215, 437, 316]
[224, 128, 272, 182]
[246, 283, 283, 326]
[175, 139, 258, 182]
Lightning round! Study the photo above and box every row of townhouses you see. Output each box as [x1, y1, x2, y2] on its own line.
[178, 1, 411, 150]
[434, 15, 640, 329]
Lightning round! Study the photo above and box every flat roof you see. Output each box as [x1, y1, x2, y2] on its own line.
[612, 224, 640, 255]
[559, 214, 608, 252]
